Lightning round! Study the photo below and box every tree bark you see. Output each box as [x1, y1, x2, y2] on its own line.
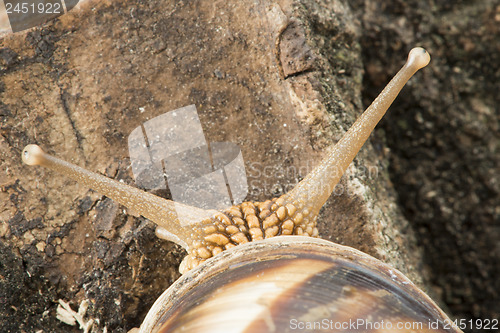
[0, 0, 498, 332]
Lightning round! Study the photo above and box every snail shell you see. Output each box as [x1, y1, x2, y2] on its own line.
[141, 236, 459, 333]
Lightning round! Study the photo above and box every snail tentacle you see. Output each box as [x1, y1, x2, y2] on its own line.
[280, 47, 430, 222]
[21, 144, 203, 250]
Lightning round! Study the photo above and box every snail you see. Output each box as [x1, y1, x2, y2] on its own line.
[21, 47, 462, 332]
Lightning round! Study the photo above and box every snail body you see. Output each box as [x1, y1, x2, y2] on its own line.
[22, 48, 462, 332]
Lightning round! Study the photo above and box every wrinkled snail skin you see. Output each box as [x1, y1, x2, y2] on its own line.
[22, 48, 461, 332]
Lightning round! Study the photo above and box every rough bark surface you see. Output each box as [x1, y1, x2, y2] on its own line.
[0, 0, 497, 332]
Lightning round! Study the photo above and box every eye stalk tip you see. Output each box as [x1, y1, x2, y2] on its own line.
[407, 47, 431, 70]
[22, 144, 45, 166]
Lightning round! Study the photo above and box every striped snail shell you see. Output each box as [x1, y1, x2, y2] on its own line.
[142, 237, 459, 333]
[22, 48, 462, 332]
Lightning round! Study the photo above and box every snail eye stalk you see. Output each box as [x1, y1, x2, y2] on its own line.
[281, 47, 430, 222]
[21, 144, 210, 250]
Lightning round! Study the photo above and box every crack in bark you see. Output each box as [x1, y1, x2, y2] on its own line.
[59, 88, 85, 155]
